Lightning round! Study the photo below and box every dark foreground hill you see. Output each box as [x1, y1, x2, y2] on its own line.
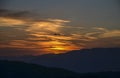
[0, 48, 120, 73]
[0, 60, 120, 78]
[0, 60, 79, 78]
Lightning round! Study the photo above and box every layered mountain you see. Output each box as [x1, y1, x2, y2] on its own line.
[0, 48, 120, 73]
[0, 60, 120, 78]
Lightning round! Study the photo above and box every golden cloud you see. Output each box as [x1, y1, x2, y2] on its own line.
[27, 20, 64, 33]
[100, 30, 120, 38]
[0, 17, 25, 26]
[0, 9, 120, 55]
[86, 27, 120, 38]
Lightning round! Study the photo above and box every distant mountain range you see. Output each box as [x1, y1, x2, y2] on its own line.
[0, 48, 120, 73]
[0, 60, 120, 78]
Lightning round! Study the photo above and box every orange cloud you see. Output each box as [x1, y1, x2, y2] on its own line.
[0, 9, 120, 55]
[100, 30, 120, 38]
[38, 41, 80, 54]
[0, 17, 25, 26]
[5, 40, 80, 54]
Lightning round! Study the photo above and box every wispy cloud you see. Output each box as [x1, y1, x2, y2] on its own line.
[0, 9, 120, 56]
[100, 30, 120, 38]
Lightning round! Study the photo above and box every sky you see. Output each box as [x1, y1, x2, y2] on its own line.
[0, 0, 120, 56]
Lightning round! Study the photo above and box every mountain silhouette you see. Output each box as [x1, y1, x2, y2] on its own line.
[0, 48, 120, 73]
[0, 60, 120, 78]
[0, 60, 80, 78]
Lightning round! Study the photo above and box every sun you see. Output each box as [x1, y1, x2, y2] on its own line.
[49, 46, 66, 54]
[39, 41, 80, 54]
[50, 46, 65, 51]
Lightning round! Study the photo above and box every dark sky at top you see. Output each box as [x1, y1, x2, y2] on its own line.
[1, 0, 120, 28]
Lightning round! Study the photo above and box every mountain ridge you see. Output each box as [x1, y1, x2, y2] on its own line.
[0, 48, 120, 73]
[0, 60, 120, 78]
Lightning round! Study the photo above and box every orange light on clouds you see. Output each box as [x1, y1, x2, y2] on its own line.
[48, 45, 81, 54]
[0, 8, 120, 56]
[39, 41, 81, 54]
[0, 17, 25, 26]
[49, 46, 67, 54]
[50, 47, 65, 51]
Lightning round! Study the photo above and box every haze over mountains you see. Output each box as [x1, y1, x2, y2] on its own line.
[0, 48, 120, 73]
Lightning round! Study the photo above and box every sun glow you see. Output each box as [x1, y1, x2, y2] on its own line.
[38, 40, 79, 54]
[0, 16, 82, 55]
[48, 45, 81, 54]
[50, 46, 66, 50]
[49, 46, 66, 54]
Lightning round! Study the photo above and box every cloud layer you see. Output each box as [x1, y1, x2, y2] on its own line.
[0, 9, 120, 56]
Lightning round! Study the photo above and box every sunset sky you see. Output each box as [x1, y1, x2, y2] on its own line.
[0, 0, 120, 56]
